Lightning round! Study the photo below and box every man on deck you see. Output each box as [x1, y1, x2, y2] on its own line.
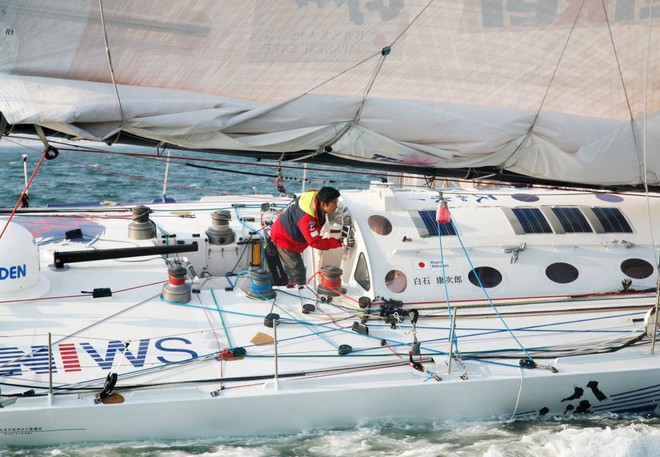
[270, 186, 350, 285]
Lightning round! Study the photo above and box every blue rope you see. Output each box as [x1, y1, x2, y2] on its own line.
[165, 296, 426, 353]
[164, 290, 646, 365]
[451, 219, 535, 361]
[271, 302, 340, 349]
[249, 281, 272, 293]
[239, 274, 342, 351]
[210, 288, 233, 348]
[225, 270, 248, 289]
[436, 218, 460, 357]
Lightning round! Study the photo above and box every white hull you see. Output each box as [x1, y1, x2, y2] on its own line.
[4, 351, 660, 446]
[1, 184, 659, 445]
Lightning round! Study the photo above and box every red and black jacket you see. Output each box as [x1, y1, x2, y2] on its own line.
[270, 190, 342, 253]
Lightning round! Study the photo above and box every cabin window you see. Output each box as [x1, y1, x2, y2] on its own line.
[621, 258, 654, 279]
[413, 210, 456, 237]
[385, 269, 407, 293]
[467, 266, 502, 288]
[545, 262, 579, 284]
[551, 207, 592, 233]
[354, 252, 371, 290]
[511, 208, 552, 234]
[592, 207, 632, 233]
[368, 215, 392, 236]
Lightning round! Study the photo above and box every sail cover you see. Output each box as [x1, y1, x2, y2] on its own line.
[0, 0, 659, 188]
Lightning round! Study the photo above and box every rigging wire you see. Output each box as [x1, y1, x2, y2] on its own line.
[602, 0, 638, 128]
[642, 0, 660, 354]
[0, 147, 48, 240]
[297, 0, 434, 156]
[185, 161, 339, 188]
[97, 0, 125, 128]
[35, 140, 390, 193]
[504, 0, 587, 170]
[298, 0, 431, 100]
[300, 0, 434, 94]
[11, 135, 660, 200]
[601, 1, 655, 281]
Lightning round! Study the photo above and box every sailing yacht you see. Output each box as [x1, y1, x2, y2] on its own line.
[0, 0, 658, 445]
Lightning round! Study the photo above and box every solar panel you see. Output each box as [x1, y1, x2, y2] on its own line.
[592, 207, 633, 233]
[552, 207, 592, 233]
[418, 210, 456, 236]
[511, 208, 552, 234]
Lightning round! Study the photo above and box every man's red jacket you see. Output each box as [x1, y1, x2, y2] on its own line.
[270, 190, 342, 253]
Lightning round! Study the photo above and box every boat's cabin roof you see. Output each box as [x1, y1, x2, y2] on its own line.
[326, 184, 658, 303]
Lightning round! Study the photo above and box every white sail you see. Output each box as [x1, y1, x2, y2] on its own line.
[0, 0, 659, 186]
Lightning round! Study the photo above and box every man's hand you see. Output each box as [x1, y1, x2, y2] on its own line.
[342, 236, 355, 248]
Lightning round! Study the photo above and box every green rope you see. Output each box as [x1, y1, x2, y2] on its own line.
[210, 289, 233, 348]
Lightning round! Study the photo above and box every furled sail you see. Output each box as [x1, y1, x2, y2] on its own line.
[0, 0, 659, 188]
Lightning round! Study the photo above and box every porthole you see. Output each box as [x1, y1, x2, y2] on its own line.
[511, 194, 539, 202]
[368, 215, 393, 236]
[545, 262, 579, 284]
[596, 194, 624, 203]
[385, 269, 407, 293]
[467, 266, 502, 288]
[621, 258, 654, 279]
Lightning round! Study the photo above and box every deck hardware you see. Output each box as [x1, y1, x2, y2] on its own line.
[264, 313, 280, 328]
[352, 321, 369, 335]
[53, 242, 198, 268]
[128, 205, 155, 240]
[503, 242, 526, 263]
[302, 303, 316, 314]
[338, 344, 352, 355]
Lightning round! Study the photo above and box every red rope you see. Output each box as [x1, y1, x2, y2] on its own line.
[306, 270, 321, 285]
[320, 276, 342, 288]
[317, 282, 359, 304]
[195, 292, 224, 381]
[0, 280, 167, 305]
[168, 276, 186, 286]
[0, 148, 48, 240]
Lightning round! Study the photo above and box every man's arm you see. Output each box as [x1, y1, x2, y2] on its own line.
[298, 217, 342, 250]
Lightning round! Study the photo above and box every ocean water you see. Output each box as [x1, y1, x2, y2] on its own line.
[1, 139, 660, 456]
[0, 138, 376, 207]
